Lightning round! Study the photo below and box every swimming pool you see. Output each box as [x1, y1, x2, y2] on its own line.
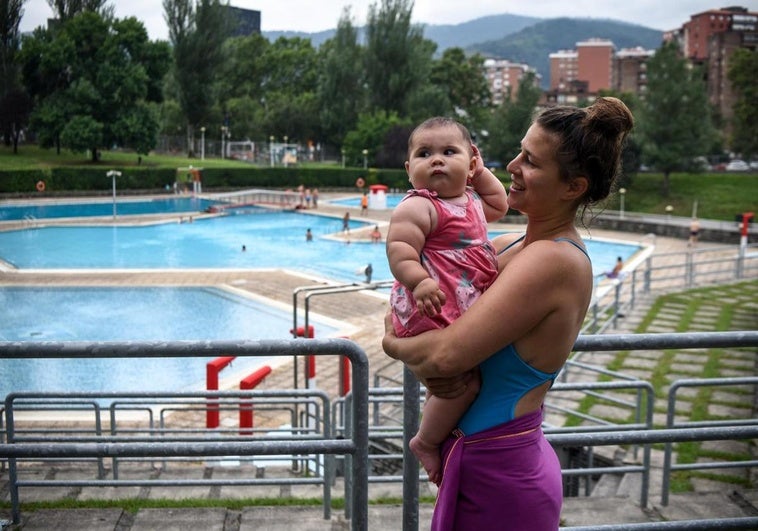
[0, 196, 218, 221]
[0, 210, 640, 280]
[0, 286, 342, 396]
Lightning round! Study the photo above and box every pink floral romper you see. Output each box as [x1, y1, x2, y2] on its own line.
[390, 188, 498, 337]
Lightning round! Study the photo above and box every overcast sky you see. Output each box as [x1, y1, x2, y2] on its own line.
[19, 1, 725, 39]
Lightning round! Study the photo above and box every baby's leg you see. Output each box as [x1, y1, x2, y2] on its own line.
[411, 372, 481, 485]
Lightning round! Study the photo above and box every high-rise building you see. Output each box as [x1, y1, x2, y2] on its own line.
[224, 5, 261, 37]
[483, 58, 538, 106]
[680, 6, 756, 61]
[576, 39, 614, 93]
[614, 47, 655, 95]
[548, 50, 578, 92]
[667, 6, 757, 134]
[548, 39, 650, 101]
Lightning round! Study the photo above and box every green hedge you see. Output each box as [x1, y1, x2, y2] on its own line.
[0, 166, 411, 194]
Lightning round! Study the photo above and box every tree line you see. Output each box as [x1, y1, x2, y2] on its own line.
[1, 0, 756, 195]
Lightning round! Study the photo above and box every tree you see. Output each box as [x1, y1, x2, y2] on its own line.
[484, 71, 541, 167]
[258, 37, 319, 142]
[342, 111, 410, 167]
[429, 48, 492, 126]
[0, 0, 28, 150]
[638, 42, 716, 196]
[164, 0, 230, 155]
[363, 0, 434, 116]
[728, 48, 758, 160]
[316, 8, 363, 150]
[20, 12, 170, 159]
[46, 0, 110, 21]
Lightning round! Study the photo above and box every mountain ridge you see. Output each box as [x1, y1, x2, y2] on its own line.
[262, 13, 664, 89]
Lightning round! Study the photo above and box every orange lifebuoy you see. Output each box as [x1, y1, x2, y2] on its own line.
[355, 177, 365, 188]
[36, 180, 45, 192]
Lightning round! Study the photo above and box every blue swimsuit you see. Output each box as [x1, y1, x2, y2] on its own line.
[457, 235, 590, 435]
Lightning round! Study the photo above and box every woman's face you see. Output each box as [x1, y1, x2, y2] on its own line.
[505, 123, 564, 215]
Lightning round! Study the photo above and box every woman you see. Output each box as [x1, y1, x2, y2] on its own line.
[383, 97, 634, 530]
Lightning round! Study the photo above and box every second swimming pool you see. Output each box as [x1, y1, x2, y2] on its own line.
[0, 210, 640, 281]
[0, 286, 342, 397]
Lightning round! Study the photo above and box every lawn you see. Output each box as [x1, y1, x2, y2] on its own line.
[1, 144, 756, 221]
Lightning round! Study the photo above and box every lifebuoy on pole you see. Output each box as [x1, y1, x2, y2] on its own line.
[355, 177, 365, 188]
[36, 181, 45, 192]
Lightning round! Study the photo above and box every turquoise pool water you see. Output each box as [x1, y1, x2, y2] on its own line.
[0, 196, 218, 221]
[0, 210, 639, 280]
[0, 286, 339, 396]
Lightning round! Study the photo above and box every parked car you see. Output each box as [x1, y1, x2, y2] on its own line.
[725, 159, 750, 172]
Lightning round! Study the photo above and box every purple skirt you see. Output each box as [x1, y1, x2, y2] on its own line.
[431, 408, 562, 531]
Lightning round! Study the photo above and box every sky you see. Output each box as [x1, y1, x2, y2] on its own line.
[19, 1, 727, 39]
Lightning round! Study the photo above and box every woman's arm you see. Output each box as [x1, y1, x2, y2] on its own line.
[383, 239, 586, 378]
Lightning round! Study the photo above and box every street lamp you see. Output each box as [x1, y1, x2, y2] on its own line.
[362, 149, 368, 169]
[107, 170, 122, 220]
[200, 127, 205, 160]
[269, 135, 275, 167]
[220, 126, 229, 159]
[619, 188, 626, 219]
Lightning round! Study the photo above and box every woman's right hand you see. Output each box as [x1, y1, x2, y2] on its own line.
[423, 372, 474, 399]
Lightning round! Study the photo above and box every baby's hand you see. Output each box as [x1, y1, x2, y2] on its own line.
[471, 144, 485, 182]
[413, 278, 446, 317]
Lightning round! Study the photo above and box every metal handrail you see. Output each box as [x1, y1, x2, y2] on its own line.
[0, 339, 370, 531]
[399, 331, 758, 531]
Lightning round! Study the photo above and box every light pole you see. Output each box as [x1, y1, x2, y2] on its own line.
[269, 136, 275, 167]
[283, 135, 289, 168]
[220, 126, 229, 159]
[200, 127, 205, 160]
[362, 149, 368, 169]
[107, 170, 122, 220]
[341, 148, 345, 168]
[619, 188, 626, 219]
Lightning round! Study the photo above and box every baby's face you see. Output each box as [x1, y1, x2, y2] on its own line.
[405, 125, 474, 198]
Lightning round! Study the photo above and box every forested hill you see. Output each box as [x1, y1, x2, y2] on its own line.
[468, 18, 664, 88]
[262, 13, 664, 89]
[261, 13, 541, 49]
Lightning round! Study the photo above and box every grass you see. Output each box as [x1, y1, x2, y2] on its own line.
[0, 144, 253, 170]
[2, 144, 756, 221]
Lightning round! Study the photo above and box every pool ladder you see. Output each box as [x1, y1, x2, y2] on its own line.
[22, 215, 38, 228]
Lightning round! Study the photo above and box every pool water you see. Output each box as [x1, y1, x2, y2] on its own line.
[0, 286, 340, 396]
[0, 210, 639, 281]
[0, 197, 218, 221]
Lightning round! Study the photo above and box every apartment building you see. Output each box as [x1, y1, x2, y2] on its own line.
[482, 58, 540, 106]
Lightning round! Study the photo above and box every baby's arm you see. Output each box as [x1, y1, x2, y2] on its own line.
[471, 144, 508, 222]
[386, 197, 446, 316]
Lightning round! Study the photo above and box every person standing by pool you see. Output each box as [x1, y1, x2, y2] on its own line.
[384, 97, 634, 529]
[360, 192, 369, 216]
[342, 212, 350, 233]
[689, 217, 701, 247]
[386, 116, 508, 485]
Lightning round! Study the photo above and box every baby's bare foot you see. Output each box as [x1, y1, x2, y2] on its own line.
[410, 434, 441, 486]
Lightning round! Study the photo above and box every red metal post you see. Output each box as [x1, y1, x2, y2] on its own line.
[206, 356, 235, 429]
[239, 365, 272, 435]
